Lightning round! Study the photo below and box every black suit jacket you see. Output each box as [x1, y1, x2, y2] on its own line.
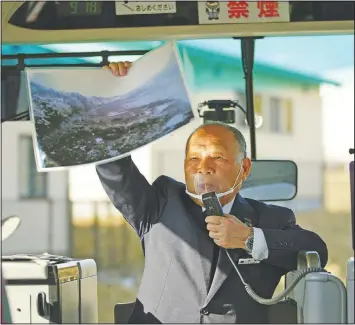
[96, 156, 328, 323]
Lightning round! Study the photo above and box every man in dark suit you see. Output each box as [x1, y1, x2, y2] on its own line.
[96, 61, 328, 323]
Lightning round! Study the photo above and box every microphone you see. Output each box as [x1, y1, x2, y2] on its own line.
[201, 192, 224, 217]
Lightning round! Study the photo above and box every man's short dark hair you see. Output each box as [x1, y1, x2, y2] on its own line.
[185, 122, 247, 158]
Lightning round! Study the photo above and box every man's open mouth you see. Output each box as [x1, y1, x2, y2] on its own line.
[196, 183, 217, 192]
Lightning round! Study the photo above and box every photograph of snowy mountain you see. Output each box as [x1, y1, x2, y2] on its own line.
[26, 42, 194, 171]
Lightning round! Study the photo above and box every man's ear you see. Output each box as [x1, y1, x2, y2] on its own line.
[242, 157, 252, 180]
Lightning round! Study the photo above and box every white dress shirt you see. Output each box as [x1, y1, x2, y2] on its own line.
[203, 196, 269, 260]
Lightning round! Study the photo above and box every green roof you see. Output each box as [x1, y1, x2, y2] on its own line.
[3, 40, 340, 86]
[178, 43, 340, 87]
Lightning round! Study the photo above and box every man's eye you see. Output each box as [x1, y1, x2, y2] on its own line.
[213, 156, 223, 160]
[189, 157, 199, 161]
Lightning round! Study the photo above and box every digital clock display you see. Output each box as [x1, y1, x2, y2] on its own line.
[56, 1, 103, 16]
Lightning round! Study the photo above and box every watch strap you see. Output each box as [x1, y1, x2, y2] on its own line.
[245, 227, 254, 253]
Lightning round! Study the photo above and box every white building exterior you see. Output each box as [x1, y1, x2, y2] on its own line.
[1, 121, 70, 255]
[320, 68, 354, 213]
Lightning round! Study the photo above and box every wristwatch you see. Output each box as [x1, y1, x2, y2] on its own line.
[244, 227, 254, 253]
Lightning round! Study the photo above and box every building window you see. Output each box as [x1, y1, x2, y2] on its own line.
[18, 136, 47, 198]
[269, 97, 293, 133]
[269, 97, 281, 132]
[236, 91, 263, 127]
[284, 99, 293, 133]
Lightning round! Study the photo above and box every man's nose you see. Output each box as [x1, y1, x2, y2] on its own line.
[197, 158, 214, 174]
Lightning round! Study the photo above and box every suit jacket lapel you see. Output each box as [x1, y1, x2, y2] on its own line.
[231, 194, 259, 228]
[180, 191, 213, 297]
[203, 193, 259, 307]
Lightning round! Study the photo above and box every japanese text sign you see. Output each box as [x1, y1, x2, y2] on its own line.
[115, 1, 176, 15]
[199, 1, 290, 24]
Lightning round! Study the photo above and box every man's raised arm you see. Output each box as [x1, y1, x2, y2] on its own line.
[96, 156, 167, 237]
[96, 61, 168, 236]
